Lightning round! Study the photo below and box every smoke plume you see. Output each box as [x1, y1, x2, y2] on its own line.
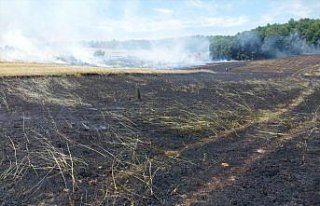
[0, 0, 211, 68]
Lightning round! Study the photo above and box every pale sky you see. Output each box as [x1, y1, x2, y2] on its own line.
[0, 0, 320, 42]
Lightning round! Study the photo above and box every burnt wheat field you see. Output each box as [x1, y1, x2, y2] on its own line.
[0, 55, 320, 205]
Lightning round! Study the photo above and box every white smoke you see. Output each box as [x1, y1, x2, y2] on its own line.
[0, 0, 211, 68]
[93, 37, 211, 68]
[0, 34, 210, 68]
[0, 32, 92, 65]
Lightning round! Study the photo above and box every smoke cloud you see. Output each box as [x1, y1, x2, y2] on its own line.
[0, 0, 211, 68]
[261, 32, 320, 58]
[210, 28, 320, 61]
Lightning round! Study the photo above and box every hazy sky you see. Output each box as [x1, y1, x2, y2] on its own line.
[0, 0, 320, 42]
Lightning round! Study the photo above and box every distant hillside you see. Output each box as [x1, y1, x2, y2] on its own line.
[209, 18, 320, 60]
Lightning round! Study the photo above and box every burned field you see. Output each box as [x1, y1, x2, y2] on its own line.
[0, 55, 320, 205]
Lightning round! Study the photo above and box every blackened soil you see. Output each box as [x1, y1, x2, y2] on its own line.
[0, 55, 319, 205]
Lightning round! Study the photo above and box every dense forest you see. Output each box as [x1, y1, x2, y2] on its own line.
[209, 19, 320, 60]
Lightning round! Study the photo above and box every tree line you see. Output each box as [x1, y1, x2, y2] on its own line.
[209, 18, 320, 60]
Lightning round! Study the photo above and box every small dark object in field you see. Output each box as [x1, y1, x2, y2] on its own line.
[93, 50, 105, 57]
[136, 87, 141, 100]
